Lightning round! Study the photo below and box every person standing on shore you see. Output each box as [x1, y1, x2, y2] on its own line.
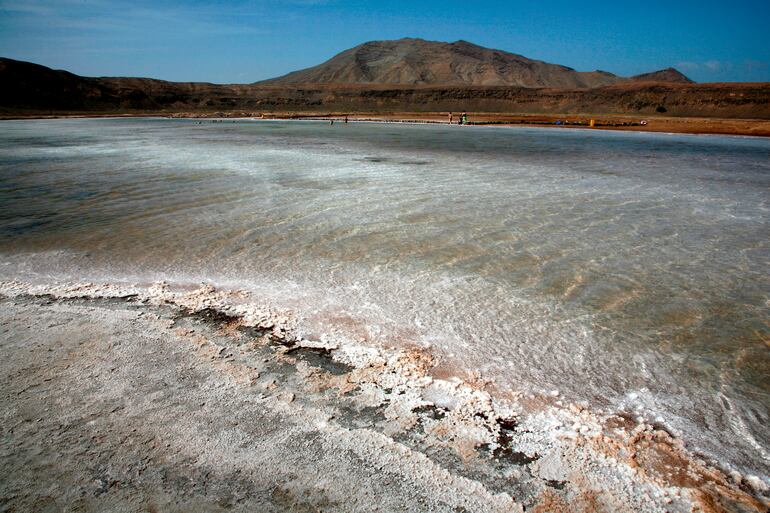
[449, 112, 453, 124]
[460, 112, 468, 125]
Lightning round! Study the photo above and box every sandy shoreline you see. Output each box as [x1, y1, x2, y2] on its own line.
[1, 280, 767, 512]
[1, 112, 769, 137]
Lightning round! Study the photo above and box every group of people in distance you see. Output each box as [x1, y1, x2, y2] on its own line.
[329, 113, 468, 125]
[449, 112, 469, 125]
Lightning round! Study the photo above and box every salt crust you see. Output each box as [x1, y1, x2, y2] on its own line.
[1, 279, 767, 512]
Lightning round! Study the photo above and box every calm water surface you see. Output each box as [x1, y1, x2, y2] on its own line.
[1, 118, 768, 475]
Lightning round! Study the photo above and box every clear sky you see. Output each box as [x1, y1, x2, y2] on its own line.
[1, 0, 768, 84]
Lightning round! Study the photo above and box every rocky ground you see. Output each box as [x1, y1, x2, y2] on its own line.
[0, 282, 767, 512]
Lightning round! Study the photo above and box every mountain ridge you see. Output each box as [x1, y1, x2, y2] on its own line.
[260, 38, 692, 88]
[3, 56, 769, 121]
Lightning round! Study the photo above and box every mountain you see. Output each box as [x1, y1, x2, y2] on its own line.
[631, 67, 694, 83]
[0, 57, 168, 111]
[260, 38, 690, 88]
[3, 57, 767, 120]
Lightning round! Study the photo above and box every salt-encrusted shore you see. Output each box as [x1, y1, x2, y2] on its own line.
[3, 113, 770, 137]
[0, 280, 767, 512]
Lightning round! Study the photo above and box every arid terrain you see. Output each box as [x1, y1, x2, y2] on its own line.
[2, 40, 769, 136]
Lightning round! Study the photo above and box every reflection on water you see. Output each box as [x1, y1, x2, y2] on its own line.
[0, 118, 768, 474]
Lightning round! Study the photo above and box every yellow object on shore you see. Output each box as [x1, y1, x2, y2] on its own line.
[590, 119, 595, 128]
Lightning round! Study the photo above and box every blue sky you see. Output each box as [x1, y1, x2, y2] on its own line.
[1, 0, 768, 83]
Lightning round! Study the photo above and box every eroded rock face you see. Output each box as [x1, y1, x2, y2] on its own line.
[1, 280, 767, 512]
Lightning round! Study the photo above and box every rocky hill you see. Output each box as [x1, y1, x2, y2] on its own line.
[631, 67, 694, 84]
[261, 38, 689, 88]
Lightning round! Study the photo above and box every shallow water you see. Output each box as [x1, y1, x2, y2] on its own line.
[1, 118, 768, 476]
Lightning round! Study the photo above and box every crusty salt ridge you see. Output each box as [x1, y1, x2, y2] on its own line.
[0, 279, 767, 513]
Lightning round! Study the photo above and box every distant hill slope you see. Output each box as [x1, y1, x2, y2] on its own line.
[0, 57, 184, 111]
[260, 38, 691, 88]
[631, 67, 694, 83]
[2, 57, 768, 119]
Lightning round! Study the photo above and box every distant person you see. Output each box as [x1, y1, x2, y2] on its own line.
[460, 112, 468, 125]
[344, 115, 349, 123]
[449, 112, 453, 124]
[330, 119, 334, 125]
